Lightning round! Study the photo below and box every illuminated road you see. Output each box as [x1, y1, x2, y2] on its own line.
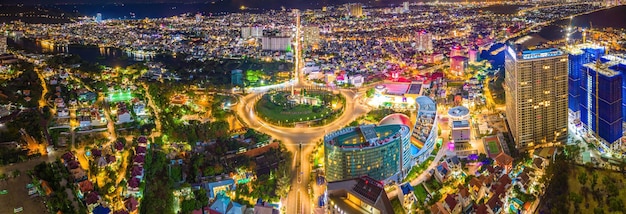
[236, 80, 369, 214]
[235, 11, 371, 213]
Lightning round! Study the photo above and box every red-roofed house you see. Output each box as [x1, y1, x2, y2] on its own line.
[431, 202, 451, 214]
[78, 180, 94, 193]
[443, 194, 461, 214]
[494, 153, 513, 173]
[486, 195, 503, 213]
[125, 197, 139, 212]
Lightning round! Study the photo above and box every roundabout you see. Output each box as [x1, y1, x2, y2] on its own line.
[254, 89, 345, 127]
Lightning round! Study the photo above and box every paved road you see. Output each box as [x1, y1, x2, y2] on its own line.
[235, 12, 371, 211]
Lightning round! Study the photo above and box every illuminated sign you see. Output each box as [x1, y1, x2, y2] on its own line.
[521, 50, 563, 60]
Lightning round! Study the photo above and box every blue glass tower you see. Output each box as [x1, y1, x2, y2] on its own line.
[569, 53, 584, 112]
[580, 61, 622, 145]
[568, 46, 605, 115]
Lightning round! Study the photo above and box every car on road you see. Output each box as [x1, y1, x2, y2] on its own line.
[0, 189, 8, 195]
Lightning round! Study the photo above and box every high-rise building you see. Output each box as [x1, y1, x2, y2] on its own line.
[403, 2, 410, 12]
[348, 3, 363, 18]
[412, 96, 438, 162]
[468, 48, 479, 63]
[261, 36, 291, 51]
[96, 13, 102, 23]
[450, 56, 468, 76]
[0, 35, 7, 54]
[566, 44, 605, 118]
[324, 124, 411, 184]
[302, 26, 321, 48]
[195, 13, 202, 23]
[240, 26, 263, 38]
[505, 37, 568, 149]
[580, 58, 623, 149]
[416, 30, 433, 52]
[450, 45, 463, 57]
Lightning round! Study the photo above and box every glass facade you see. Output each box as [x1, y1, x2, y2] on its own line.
[568, 47, 605, 114]
[412, 96, 438, 163]
[580, 61, 623, 145]
[324, 124, 411, 183]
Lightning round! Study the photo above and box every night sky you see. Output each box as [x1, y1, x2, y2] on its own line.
[5, 0, 461, 6]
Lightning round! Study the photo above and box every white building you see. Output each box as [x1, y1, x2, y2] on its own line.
[96, 13, 102, 23]
[349, 75, 364, 87]
[416, 30, 433, 52]
[240, 26, 263, 38]
[117, 110, 132, 124]
[261, 36, 291, 51]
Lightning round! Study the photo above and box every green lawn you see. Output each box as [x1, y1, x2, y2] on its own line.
[170, 165, 182, 182]
[107, 91, 133, 102]
[424, 178, 442, 194]
[414, 184, 429, 202]
[391, 197, 407, 214]
[487, 141, 500, 154]
[255, 96, 331, 123]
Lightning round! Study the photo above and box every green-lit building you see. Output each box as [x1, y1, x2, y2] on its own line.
[324, 124, 412, 184]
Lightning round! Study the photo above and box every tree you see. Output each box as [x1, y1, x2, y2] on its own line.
[608, 197, 624, 212]
[12, 169, 20, 178]
[591, 172, 599, 190]
[594, 207, 605, 214]
[577, 172, 587, 186]
[366, 88, 375, 98]
[195, 188, 209, 208]
[180, 199, 198, 214]
[275, 163, 292, 199]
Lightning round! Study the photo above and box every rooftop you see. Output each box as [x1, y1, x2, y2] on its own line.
[327, 176, 393, 214]
[448, 106, 470, 118]
[506, 34, 564, 60]
[452, 120, 470, 129]
[325, 124, 410, 148]
[582, 56, 624, 77]
[413, 96, 437, 145]
[378, 113, 412, 127]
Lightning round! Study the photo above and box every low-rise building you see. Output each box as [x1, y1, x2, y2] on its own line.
[327, 176, 394, 214]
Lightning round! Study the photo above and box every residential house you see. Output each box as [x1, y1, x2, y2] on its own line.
[254, 202, 279, 214]
[532, 158, 545, 170]
[443, 194, 461, 214]
[485, 195, 503, 214]
[494, 153, 513, 173]
[434, 162, 450, 183]
[430, 202, 451, 214]
[446, 156, 462, 172]
[457, 185, 471, 208]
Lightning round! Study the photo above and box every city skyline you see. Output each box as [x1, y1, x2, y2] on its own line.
[1, 1, 626, 214]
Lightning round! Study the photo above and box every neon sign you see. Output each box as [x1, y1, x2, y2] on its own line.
[521, 50, 563, 60]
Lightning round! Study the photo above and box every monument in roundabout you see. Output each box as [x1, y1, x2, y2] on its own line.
[254, 86, 345, 127]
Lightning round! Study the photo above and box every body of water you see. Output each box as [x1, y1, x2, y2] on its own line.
[7, 37, 178, 67]
[8, 4, 625, 69]
[556, 5, 626, 29]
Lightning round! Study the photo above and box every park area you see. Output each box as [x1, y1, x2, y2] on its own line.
[255, 90, 343, 126]
[566, 165, 626, 213]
